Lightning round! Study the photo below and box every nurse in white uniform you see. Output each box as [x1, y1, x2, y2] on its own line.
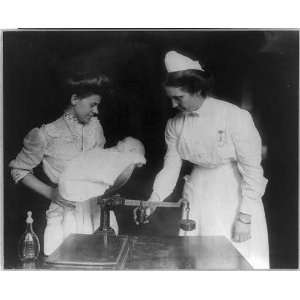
[146, 51, 269, 269]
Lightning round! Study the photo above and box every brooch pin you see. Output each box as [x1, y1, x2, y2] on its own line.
[217, 130, 226, 146]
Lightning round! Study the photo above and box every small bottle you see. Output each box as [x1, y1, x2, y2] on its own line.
[18, 211, 40, 262]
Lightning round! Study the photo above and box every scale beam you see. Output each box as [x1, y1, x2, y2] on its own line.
[123, 199, 181, 208]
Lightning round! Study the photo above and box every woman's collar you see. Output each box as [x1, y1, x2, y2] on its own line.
[63, 111, 81, 124]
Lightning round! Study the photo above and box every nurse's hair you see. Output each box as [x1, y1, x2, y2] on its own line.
[164, 69, 213, 97]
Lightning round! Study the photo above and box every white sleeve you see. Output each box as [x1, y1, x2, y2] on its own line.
[230, 108, 268, 215]
[9, 127, 47, 183]
[151, 118, 183, 201]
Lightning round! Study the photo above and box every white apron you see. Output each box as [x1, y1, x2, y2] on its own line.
[179, 162, 269, 269]
[150, 97, 269, 268]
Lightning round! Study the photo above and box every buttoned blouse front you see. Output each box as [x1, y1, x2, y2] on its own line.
[9, 114, 106, 184]
[153, 97, 268, 214]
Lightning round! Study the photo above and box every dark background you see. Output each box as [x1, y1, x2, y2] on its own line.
[3, 30, 299, 269]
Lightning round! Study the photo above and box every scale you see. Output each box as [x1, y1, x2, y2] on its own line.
[95, 164, 196, 234]
[45, 164, 196, 269]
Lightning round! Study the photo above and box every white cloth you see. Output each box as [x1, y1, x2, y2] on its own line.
[165, 50, 204, 72]
[59, 148, 146, 202]
[152, 97, 269, 268]
[9, 114, 109, 255]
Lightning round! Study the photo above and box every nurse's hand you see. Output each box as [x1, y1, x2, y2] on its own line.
[145, 193, 161, 216]
[51, 187, 76, 209]
[133, 194, 159, 225]
[232, 213, 251, 243]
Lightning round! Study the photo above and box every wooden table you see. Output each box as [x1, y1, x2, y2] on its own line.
[126, 235, 251, 270]
[40, 234, 252, 270]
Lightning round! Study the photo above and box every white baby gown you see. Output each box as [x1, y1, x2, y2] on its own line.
[45, 148, 147, 253]
[59, 148, 146, 202]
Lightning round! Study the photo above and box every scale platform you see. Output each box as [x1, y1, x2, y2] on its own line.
[44, 233, 130, 270]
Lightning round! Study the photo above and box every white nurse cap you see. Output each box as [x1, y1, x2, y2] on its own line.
[165, 50, 204, 73]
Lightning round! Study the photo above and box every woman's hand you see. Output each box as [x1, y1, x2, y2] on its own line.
[51, 187, 76, 209]
[232, 212, 251, 243]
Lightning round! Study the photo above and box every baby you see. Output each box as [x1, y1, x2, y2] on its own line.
[44, 137, 146, 255]
[59, 137, 146, 202]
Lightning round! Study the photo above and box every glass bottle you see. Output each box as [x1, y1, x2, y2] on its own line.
[18, 211, 40, 262]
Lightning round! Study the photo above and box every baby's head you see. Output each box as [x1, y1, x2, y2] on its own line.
[116, 137, 145, 156]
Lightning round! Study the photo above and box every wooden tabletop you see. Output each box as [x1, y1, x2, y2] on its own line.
[125, 235, 252, 270]
[40, 234, 252, 270]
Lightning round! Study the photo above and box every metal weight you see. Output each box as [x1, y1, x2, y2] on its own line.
[179, 219, 196, 231]
[179, 198, 196, 232]
[134, 202, 149, 225]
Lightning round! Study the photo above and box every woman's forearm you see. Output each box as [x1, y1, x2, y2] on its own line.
[20, 173, 53, 200]
[152, 153, 182, 201]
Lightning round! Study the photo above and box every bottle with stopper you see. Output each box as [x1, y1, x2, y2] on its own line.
[18, 211, 40, 262]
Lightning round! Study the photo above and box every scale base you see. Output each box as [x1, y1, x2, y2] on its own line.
[44, 233, 129, 269]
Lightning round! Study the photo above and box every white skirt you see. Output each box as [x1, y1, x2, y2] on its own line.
[44, 199, 119, 255]
[179, 162, 269, 269]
